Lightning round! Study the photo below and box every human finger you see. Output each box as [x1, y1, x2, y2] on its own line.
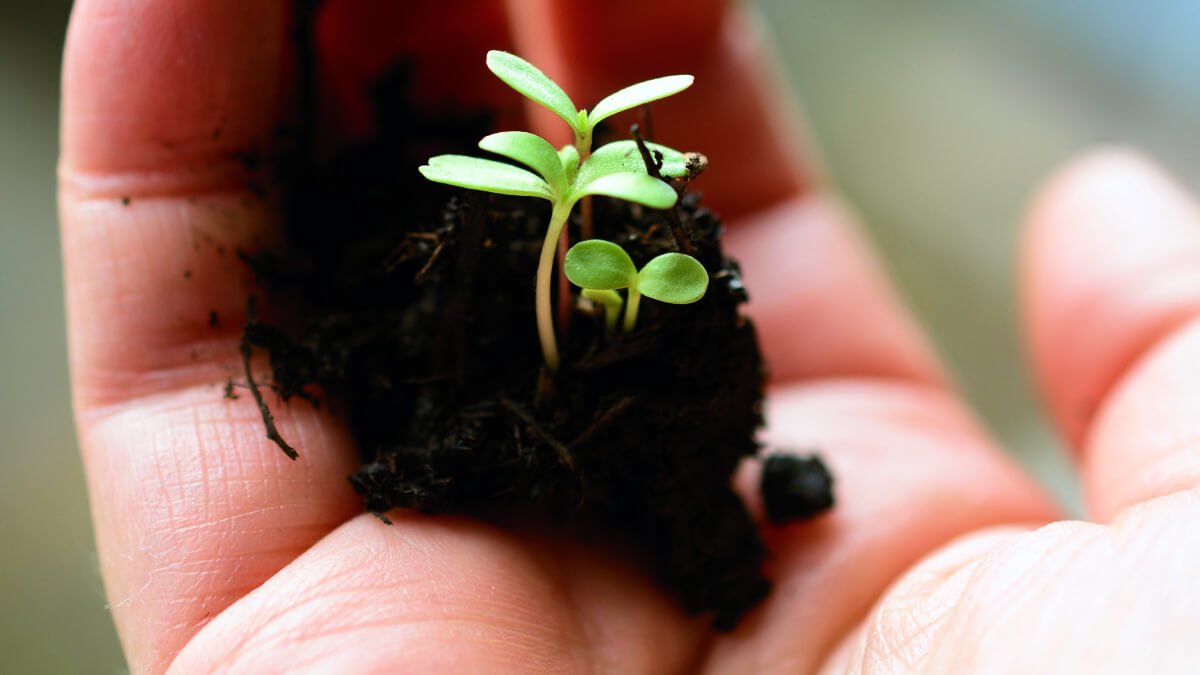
[1023, 149, 1200, 520]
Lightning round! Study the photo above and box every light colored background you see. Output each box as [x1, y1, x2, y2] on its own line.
[3, 1, 1199, 671]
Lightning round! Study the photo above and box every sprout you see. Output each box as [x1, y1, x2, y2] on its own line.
[486, 50, 693, 159]
[420, 135, 690, 369]
[419, 51, 698, 370]
[564, 239, 709, 332]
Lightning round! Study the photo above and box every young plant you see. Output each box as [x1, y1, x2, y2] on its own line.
[486, 50, 693, 160]
[564, 239, 709, 332]
[418, 55, 697, 371]
[486, 50, 694, 241]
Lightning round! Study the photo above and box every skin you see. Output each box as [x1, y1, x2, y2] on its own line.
[59, 1, 1200, 673]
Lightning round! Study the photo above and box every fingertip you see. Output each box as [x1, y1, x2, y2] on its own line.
[61, 0, 288, 177]
[1023, 146, 1182, 259]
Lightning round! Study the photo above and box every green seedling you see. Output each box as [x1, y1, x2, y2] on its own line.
[486, 50, 694, 241]
[420, 136, 688, 368]
[419, 54, 697, 371]
[564, 239, 709, 332]
[486, 50, 693, 160]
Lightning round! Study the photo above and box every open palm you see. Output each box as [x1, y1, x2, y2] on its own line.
[60, 1, 1200, 673]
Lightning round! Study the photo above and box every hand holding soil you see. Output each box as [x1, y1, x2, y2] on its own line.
[59, 1, 1200, 672]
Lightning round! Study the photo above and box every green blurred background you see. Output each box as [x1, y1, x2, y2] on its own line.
[3, 1, 1199, 671]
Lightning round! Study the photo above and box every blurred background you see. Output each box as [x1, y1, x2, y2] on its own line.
[3, 0, 1199, 671]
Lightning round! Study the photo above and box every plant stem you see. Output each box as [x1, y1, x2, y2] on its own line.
[575, 129, 592, 161]
[556, 227, 571, 334]
[538, 205, 571, 370]
[583, 289, 622, 332]
[602, 295, 621, 331]
[623, 288, 642, 332]
[580, 194, 594, 240]
[632, 124, 695, 255]
[576, 130, 594, 239]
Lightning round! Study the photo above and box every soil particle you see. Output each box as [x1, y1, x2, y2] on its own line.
[761, 453, 835, 525]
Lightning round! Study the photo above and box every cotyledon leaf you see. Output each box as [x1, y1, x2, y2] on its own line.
[564, 239, 638, 290]
[637, 252, 709, 304]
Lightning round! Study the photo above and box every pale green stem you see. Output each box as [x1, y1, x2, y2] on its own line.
[602, 295, 621, 332]
[575, 129, 593, 161]
[583, 289, 623, 332]
[538, 205, 571, 370]
[576, 130, 594, 239]
[623, 288, 642, 333]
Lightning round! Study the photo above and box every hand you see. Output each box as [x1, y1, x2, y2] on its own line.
[59, 1, 1200, 672]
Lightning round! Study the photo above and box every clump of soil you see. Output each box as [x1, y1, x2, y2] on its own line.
[240, 57, 833, 628]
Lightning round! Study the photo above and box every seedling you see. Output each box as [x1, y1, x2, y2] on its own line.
[419, 52, 697, 370]
[564, 239, 709, 332]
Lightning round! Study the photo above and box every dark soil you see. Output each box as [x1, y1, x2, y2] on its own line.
[239, 34, 833, 630]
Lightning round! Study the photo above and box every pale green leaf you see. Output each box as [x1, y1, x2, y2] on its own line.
[574, 173, 677, 210]
[636, 253, 708, 304]
[586, 75, 694, 131]
[418, 155, 553, 200]
[479, 132, 566, 195]
[486, 51, 581, 135]
[564, 240, 637, 290]
[572, 141, 689, 192]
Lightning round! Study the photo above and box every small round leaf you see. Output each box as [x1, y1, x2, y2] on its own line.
[564, 240, 637, 290]
[636, 253, 708, 304]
